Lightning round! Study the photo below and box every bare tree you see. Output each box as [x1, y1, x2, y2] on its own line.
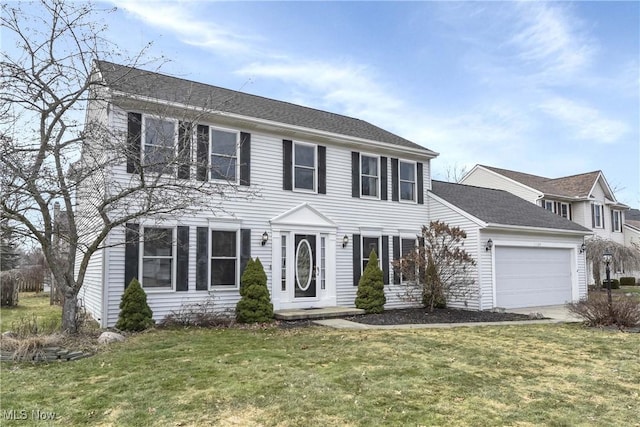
[443, 163, 469, 183]
[584, 238, 640, 286]
[394, 221, 476, 311]
[1, 1, 254, 332]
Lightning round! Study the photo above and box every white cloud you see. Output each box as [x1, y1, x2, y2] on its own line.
[538, 97, 628, 143]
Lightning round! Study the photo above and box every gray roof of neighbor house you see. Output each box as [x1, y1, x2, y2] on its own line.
[481, 165, 601, 199]
[95, 60, 437, 155]
[626, 208, 640, 230]
[430, 180, 591, 232]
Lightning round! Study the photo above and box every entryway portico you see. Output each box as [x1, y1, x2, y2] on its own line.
[270, 203, 338, 310]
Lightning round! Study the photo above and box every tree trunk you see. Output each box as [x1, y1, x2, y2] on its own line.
[592, 262, 602, 288]
[61, 288, 78, 333]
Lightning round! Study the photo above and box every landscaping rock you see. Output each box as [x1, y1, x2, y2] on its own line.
[98, 331, 125, 345]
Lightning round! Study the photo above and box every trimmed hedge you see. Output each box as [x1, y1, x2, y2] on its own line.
[602, 279, 620, 289]
[619, 277, 637, 287]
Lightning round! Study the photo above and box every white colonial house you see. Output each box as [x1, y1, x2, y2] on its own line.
[75, 61, 590, 327]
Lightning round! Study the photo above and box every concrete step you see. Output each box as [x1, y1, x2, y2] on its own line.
[274, 306, 365, 321]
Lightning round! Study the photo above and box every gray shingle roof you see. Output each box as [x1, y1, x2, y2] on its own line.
[95, 60, 436, 155]
[431, 180, 591, 232]
[481, 165, 600, 198]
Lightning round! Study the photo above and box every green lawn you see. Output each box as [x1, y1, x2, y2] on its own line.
[0, 292, 61, 333]
[1, 308, 639, 426]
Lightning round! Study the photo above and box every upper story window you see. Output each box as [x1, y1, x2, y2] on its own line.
[399, 161, 416, 202]
[210, 128, 239, 182]
[142, 227, 174, 289]
[361, 155, 379, 198]
[612, 210, 622, 232]
[543, 200, 571, 220]
[592, 203, 604, 228]
[294, 142, 316, 191]
[144, 118, 176, 173]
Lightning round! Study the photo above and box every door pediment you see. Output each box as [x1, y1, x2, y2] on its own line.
[270, 203, 337, 229]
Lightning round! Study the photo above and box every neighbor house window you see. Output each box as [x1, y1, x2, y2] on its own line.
[294, 142, 316, 191]
[361, 155, 379, 198]
[399, 161, 416, 201]
[592, 203, 604, 228]
[362, 236, 380, 273]
[613, 210, 622, 232]
[144, 118, 176, 173]
[210, 128, 238, 181]
[142, 227, 174, 289]
[210, 230, 238, 287]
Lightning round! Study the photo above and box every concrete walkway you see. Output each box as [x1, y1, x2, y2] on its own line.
[313, 305, 582, 330]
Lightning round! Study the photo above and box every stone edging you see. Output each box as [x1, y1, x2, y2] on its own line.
[1, 347, 92, 363]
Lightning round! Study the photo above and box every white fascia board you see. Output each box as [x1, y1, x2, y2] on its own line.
[427, 192, 487, 228]
[624, 223, 640, 233]
[588, 172, 617, 203]
[484, 223, 593, 236]
[110, 90, 438, 160]
[473, 166, 544, 199]
[458, 164, 480, 183]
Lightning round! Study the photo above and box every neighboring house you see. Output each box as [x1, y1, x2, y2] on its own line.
[460, 165, 628, 245]
[76, 61, 589, 327]
[623, 209, 640, 280]
[429, 181, 590, 309]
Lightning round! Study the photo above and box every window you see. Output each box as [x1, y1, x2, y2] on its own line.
[544, 201, 554, 212]
[320, 237, 326, 290]
[559, 203, 570, 219]
[362, 237, 380, 273]
[211, 128, 238, 181]
[142, 227, 174, 289]
[210, 230, 238, 287]
[281, 235, 287, 291]
[593, 203, 604, 228]
[613, 210, 622, 232]
[294, 142, 316, 191]
[144, 118, 176, 172]
[399, 161, 416, 201]
[361, 155, 379, 198]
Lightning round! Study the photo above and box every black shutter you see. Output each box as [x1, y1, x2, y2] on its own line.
[380, 156, 388, 201]
[240, 132, 251, 186]
[382, 235, 389, 286]
[240, 229, 251, 277]
[568, 204, 572, 221]
[417, 163, 424, 204]
[178, 122, 191, 179]
[196, 125, 209, 181]
[351, 152, 360, 198]
[176, 226, 189, 291]
[393, 236, 400, 284]
[591, 204, 596, 228]
[126, 113, 142, 174]
[196, 227, 208, 290]
[124, 223, 139, 288]
[318, 145, 326, 194]
[391, 158, 399, 201]
[353, 234, 361, 286]
[283, 140, 293, 190]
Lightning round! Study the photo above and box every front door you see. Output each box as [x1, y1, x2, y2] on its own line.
[294, 234, 316, 298]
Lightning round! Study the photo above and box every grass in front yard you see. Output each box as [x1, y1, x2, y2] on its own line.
[0, 292, 61, 333]
[2, 324, 639, 426]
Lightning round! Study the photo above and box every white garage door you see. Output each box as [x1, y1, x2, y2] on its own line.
[495, 247, 573, 309]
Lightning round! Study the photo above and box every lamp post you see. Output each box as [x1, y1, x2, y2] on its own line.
[603, 249, 612, 307]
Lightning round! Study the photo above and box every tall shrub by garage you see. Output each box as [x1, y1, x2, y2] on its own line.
[236, 258, 273, 323]
[355, 250, 386, 314]
[116, 278, 154, 331]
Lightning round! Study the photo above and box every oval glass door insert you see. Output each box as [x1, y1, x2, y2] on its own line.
[295, 239, 312, 291]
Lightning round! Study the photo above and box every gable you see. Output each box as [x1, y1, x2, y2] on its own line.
[270, 203, 337, 229]
[459, 165, 542, 203]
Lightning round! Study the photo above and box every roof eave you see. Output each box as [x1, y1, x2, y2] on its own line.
[484, 223, 593, 236]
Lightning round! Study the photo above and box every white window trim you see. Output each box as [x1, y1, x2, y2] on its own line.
[139, 226, 177, 292]
[293, 141, 317, 193]
[360, 153, 380, 199]
[361, 235, 382, 274]
[398, 159, 417, 203]
[559, 202, 570, 219]
[612, 210, 622, 232]
[141, 115, 179, 173]
[209, 125, 240, 184]
[208, 225, 241, 290]
[593, 203, 604, 229]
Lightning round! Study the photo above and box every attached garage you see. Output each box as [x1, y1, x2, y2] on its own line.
[495, 246, 573, 308]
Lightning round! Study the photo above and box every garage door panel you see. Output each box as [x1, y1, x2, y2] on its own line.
[495, 247, 572, 309]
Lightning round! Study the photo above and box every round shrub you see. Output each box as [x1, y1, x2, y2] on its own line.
[116, 278, 154, 331]
[236, 258, 273, 323]
[355, 250, 386, 314]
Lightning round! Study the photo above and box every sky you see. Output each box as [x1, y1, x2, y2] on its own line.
[44, 1, 640, 206]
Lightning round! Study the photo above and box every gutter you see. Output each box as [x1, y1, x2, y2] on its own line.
[484, 223, 593, 236]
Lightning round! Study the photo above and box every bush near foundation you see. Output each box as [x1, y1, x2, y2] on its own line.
[116, 278, 154, 331]
[236, 258, 273, 323]
[355, 251, 386, 314]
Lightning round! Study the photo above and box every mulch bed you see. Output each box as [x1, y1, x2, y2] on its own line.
[276, 307, 537, 329]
